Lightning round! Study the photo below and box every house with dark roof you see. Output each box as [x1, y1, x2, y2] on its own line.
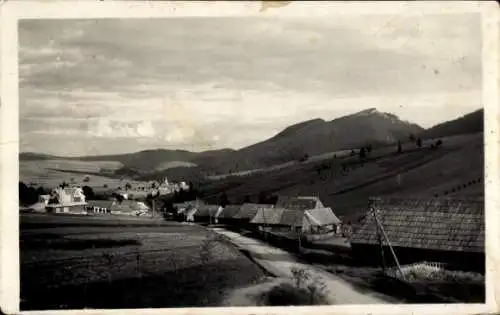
[217, 205, 243, 225]
[250, 206, 341, 237]
[86, 200, 115, 214]
[350, 197, 484, 272]
[233, 203, 273, 226]
[193, 205, 220, 223]
[275, 196, 324, 211]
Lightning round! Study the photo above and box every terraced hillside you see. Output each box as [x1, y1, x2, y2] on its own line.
[199, 133, 484, 223]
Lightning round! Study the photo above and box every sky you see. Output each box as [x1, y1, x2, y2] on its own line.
[19, 14, 482, 156]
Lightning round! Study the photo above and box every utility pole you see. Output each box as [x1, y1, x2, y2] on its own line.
[373, 206, 386, 273]
[371, 203, 404, 280]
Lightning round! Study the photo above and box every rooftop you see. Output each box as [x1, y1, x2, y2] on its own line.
[350, 197, 484, 253]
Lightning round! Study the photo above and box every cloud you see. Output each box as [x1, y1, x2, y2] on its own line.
[18, 14, 482, 156]
[86, 119, 157, 138]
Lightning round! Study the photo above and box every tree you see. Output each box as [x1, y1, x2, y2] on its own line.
[359, 147, 366, 159]
[220, 192, 229, 207]
[416, 138, 422, 148]
[36, 186, 46, 196]
[350, 150, 355, 156]
[258, 191, 267, 204]
[397, 141, 402, 153]
[113, 193, 124, 203]
[436, 139, 443, 147]
[409, 134, 416, 142]
[103, 184, 108, 188]
[19, 182, 39, 206]
[82, 185, 95, 200]
[83, 176, 90, 183]
[366, 144, 372, 153]
[125, 182, 132, 190]
[60, 181, 69, 189]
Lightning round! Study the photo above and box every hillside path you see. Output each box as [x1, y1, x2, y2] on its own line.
[210, 227, 396, 305]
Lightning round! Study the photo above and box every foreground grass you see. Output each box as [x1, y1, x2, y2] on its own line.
[300, 250, 485, 303]
[20, 215, 267, 310]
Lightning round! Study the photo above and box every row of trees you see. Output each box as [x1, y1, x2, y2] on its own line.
[19, 182, 47, 206]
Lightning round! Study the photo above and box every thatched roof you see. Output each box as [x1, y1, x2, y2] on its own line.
[219, 205, 242, 219]
[251, 208, 286, 225]
[306, 207, 341, 226]
[194, 205, 219, 217]
[250, 206, 340, 228]
[279, 209, 303, 226]
[350, 197, 484, 253]
[234, 203, 273, 219]
[276, 196, 323, 211]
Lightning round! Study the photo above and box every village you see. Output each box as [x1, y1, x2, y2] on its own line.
[19, 157, 485, 308]
[13, 6, 488, 311]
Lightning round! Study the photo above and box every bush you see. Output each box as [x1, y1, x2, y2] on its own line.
[359, 148, 366, 159]
[262, 282, 312, 306]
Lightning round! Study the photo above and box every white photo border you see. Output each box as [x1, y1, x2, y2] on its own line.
[1, 1, 498, 315]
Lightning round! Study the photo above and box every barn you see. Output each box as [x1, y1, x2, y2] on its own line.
[350, 197, 485, 272]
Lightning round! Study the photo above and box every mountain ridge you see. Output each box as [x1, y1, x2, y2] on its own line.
[20, 107, 482, 179]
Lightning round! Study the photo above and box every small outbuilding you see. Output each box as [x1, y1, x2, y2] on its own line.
[86, 200, 114, 214]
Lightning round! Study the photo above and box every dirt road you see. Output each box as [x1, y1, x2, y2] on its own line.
[211, 228, 397, 305]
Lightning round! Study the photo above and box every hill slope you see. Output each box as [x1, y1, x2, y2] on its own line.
[20, 108, 423, 177]
[194, 108, 423, 174]
[199, 132, 484, 222]
[418, 108, 483, 140]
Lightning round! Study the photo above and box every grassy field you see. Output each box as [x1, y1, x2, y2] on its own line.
[20, 159, 126, 189]
[19, 159, 162, 195]
[20, 214, 267, 310]
[200, 133, 483, 222]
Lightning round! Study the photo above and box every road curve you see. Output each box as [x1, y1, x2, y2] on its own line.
[211, 227, 397, 305]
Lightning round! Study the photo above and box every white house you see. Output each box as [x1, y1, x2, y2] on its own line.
[46, 187, 88, 215]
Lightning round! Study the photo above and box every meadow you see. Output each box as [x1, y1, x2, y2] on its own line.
[20, 159, 125, 189]
[20, 214, 267, 310]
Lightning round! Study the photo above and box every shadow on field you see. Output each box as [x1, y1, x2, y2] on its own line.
[21, 236, 141, 250]
[21, 259, 264, 310]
